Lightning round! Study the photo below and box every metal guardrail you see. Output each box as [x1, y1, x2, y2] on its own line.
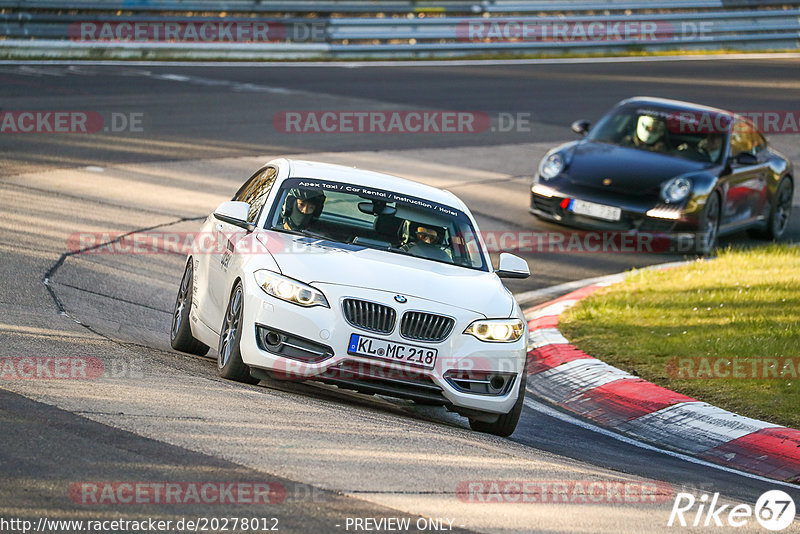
[1, 1, 799, 59]
[1, 0, 799, 13]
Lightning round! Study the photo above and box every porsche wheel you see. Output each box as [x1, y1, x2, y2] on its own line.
[756, 177, 793, 241]
[693, 192, 720, 256]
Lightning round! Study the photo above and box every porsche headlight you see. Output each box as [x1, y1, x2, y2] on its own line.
[539, 153, 565, 181]
[254, 270, 329, 308]
[661, 176, 692, 204]
[464, 319, 525, 343]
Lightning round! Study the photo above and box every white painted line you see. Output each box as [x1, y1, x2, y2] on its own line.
[528, 327, 569, 349]
[516, 273, 625, 307]
[528, 358, 637, 398]
[619, 402, 782, 455]
[516, 260, 691, 307]
[522, 395, 799, 490]
[528, 299, 580, 320]
[3, 53, 800, 67]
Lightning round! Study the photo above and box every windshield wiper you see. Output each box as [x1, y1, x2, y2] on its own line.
[273, 227, 331, 241]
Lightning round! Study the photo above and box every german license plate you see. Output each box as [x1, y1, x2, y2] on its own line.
[347, 333, 437, 369]
[570, 199, 622, 221]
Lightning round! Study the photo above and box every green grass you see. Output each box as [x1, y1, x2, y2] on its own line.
[559, 244, 800, 428]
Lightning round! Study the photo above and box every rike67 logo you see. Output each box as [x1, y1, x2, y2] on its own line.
[668, 490, 796, 531]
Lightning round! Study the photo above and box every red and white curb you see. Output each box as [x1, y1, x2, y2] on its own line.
[522, 275, 800, 485]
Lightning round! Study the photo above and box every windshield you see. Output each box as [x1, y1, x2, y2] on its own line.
[588, 105, 729, 165]
[267, 178, 488, 271]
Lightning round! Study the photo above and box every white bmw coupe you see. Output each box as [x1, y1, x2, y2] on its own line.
[170, 159, 530, 436]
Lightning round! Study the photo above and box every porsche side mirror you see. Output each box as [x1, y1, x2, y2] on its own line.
[733, 152, 758, 166]
[495, 253, 530, 279]
[213, 201, 255, 231]
[571, 120, 591, 136]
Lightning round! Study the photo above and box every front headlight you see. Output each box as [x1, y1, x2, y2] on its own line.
[464, 318, 525, 343]
[539, 153, 564, 181]
[661, 176, 692, 204]
[253, 270, 329, 308]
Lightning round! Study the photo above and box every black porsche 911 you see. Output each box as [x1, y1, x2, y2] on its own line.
[530, 97, 794, 254]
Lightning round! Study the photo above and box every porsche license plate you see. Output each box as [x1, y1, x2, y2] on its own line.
[570, 199, 622, 222]
[348, 334, 437, 369]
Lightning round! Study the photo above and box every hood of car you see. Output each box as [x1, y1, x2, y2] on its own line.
[566, 141, 709, 195]
[260, 234, 514, 317]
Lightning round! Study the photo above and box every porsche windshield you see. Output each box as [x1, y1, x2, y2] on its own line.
[588, 106, 728, 164]
[268, 179, 487, 271]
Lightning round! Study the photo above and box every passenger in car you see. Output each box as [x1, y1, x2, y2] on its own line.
[400, 221, 453, 263]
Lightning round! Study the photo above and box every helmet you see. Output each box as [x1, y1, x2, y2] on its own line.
[290, 188, 326, 204]
[636, 115, 665, 145]
[400, 220, 444, 246]
[282, 188, 325, 230]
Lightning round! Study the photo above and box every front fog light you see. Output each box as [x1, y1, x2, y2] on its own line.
[254, 270, 329, 308]
[465, 319, 524, 343]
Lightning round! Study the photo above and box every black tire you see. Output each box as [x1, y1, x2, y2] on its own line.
[218, 281, 259, 384]
[469, 368, 527, 437]
[170, 260, 209, 356]
[752, 177, 793, 241]
[693, 191, 720, 255]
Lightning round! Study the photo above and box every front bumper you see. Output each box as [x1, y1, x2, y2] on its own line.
[529, 183, 704, 253]
[238, 280, 527, 415]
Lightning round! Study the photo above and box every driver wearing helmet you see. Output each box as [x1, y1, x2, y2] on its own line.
[629, 115, 667, 152]
[281, 188, 326, 231]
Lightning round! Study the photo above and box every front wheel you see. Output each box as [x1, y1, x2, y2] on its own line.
[218, 282, 259, 384]
[170, 260, 209, 356]
[693, 192, 720, 255]
[469, 369, 526, 437]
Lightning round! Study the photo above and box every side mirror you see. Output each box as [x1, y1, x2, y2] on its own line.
[733, 152, 758, 166]
[571, 120, 591, 136]
[495, 253, 530, 279]
[213, 201, 254, 231]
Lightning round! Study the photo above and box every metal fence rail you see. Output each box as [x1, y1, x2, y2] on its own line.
[1, 1, 799, 59]
[1, 0, 799, 13]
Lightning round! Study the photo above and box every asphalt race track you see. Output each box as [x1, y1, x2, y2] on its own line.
[1, 58, 800, 533]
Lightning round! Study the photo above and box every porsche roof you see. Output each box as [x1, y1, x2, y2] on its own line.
[618, 96, 734, 117]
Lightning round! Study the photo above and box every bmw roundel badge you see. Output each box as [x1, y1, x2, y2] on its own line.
[394, 295, 407, 304]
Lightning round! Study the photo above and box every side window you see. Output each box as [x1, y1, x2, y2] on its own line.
[753, 131, 768, 155]
[729, 121, 754, 157]
[233, 167, 278, 223]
